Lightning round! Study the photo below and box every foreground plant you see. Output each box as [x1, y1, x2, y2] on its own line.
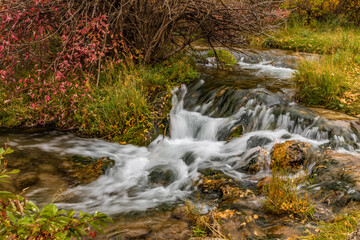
[186, 201, 233, 239]
[0, 143, 112, 239]
[304, 212, 360, 240]
[263, 169, 314, 218]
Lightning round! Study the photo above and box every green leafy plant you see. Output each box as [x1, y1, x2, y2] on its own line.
[0, 143, 112, 239]
[192, 226, 207, 238]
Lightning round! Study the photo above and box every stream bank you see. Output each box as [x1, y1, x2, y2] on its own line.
[2, 49, 360, 239]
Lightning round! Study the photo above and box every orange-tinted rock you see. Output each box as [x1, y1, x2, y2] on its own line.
[271, 141, 311, 170]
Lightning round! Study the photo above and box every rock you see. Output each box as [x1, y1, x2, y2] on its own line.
[265, 225, 301, 239]
[309, 107, 358, 121]
[246, 136, 272, 149]
[98, 207, 191, 240]
[226, 125, 243, 142]
[14, 172, 39, 190]
[148, 168, 175, 186]
[239, 153, 261, 174]
[62, 155, 115, 184]
[309, 151, 360, 207]
[313, 203, 334, 221]
[351, 120, 360, 136]
[348, 221, 360, 240]
[122, 227, 151, 239]
[271, 141, 311, 170]
[281, 134, 292, 139]
[182, 152, 196, 165]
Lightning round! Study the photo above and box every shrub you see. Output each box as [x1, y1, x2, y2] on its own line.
[0, 144, 112, 239]
[263, 169, 314, 218]
[284, 0, 360, 24]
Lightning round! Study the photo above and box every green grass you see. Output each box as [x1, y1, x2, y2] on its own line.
[0, 55, 199, 146]
[262, 17, 360, 54]
[294, 50, 360, 115]
[259, 17, 360, 116]
[76, 63, 153, 145]
[303, 212, 360, 240]
[76, 55, 198, 145]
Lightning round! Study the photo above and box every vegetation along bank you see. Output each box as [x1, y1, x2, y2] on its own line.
[0, 0, 287, 145]
[260, 0, 360, 116]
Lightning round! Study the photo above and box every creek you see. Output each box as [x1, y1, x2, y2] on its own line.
[1, 49, 360, 239]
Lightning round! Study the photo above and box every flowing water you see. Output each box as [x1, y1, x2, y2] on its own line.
[1, 49, 359, 216]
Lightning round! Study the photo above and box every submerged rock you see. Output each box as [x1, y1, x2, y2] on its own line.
[14, 172, 39, 190]
[309, 151, 360, 207]
[62, 155, 115, 184]
[270, 141, 311, 170]
[148, 168, 175, 186]
[226, 125, 243, 142]
[99, 206, 191, 240]
[238, 151, 261, 174]
[246, 136, 272, 149]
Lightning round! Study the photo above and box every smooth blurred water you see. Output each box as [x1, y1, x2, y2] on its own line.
[1, 49, 359, 215]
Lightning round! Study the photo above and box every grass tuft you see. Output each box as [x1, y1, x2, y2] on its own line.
[259, 17, 360, 116]
[303, 212, 360, 240]
[263, 169, 314, 218]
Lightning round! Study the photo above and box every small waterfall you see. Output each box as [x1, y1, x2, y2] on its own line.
[2, 49, 359, 215]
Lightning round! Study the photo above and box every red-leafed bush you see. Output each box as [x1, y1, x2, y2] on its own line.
[0, 0, 288, 128]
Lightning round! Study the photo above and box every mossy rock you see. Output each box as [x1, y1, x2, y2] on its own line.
[197, 168, 246, 201]
[226, 125, 244, 142]
[62, 155, 115, 184]
[270, 141, 311, 170]
[239, 156, 260, 175]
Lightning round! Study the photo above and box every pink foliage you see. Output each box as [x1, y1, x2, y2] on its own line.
[0, 0, 113, 126]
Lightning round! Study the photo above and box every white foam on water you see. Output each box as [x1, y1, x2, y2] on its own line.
[238, 58, 295, 79]
[16, 85, 350, 215]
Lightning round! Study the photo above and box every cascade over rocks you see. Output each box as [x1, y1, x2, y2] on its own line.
[3, 49, 360, 239]
[309, 151, 360, 206]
